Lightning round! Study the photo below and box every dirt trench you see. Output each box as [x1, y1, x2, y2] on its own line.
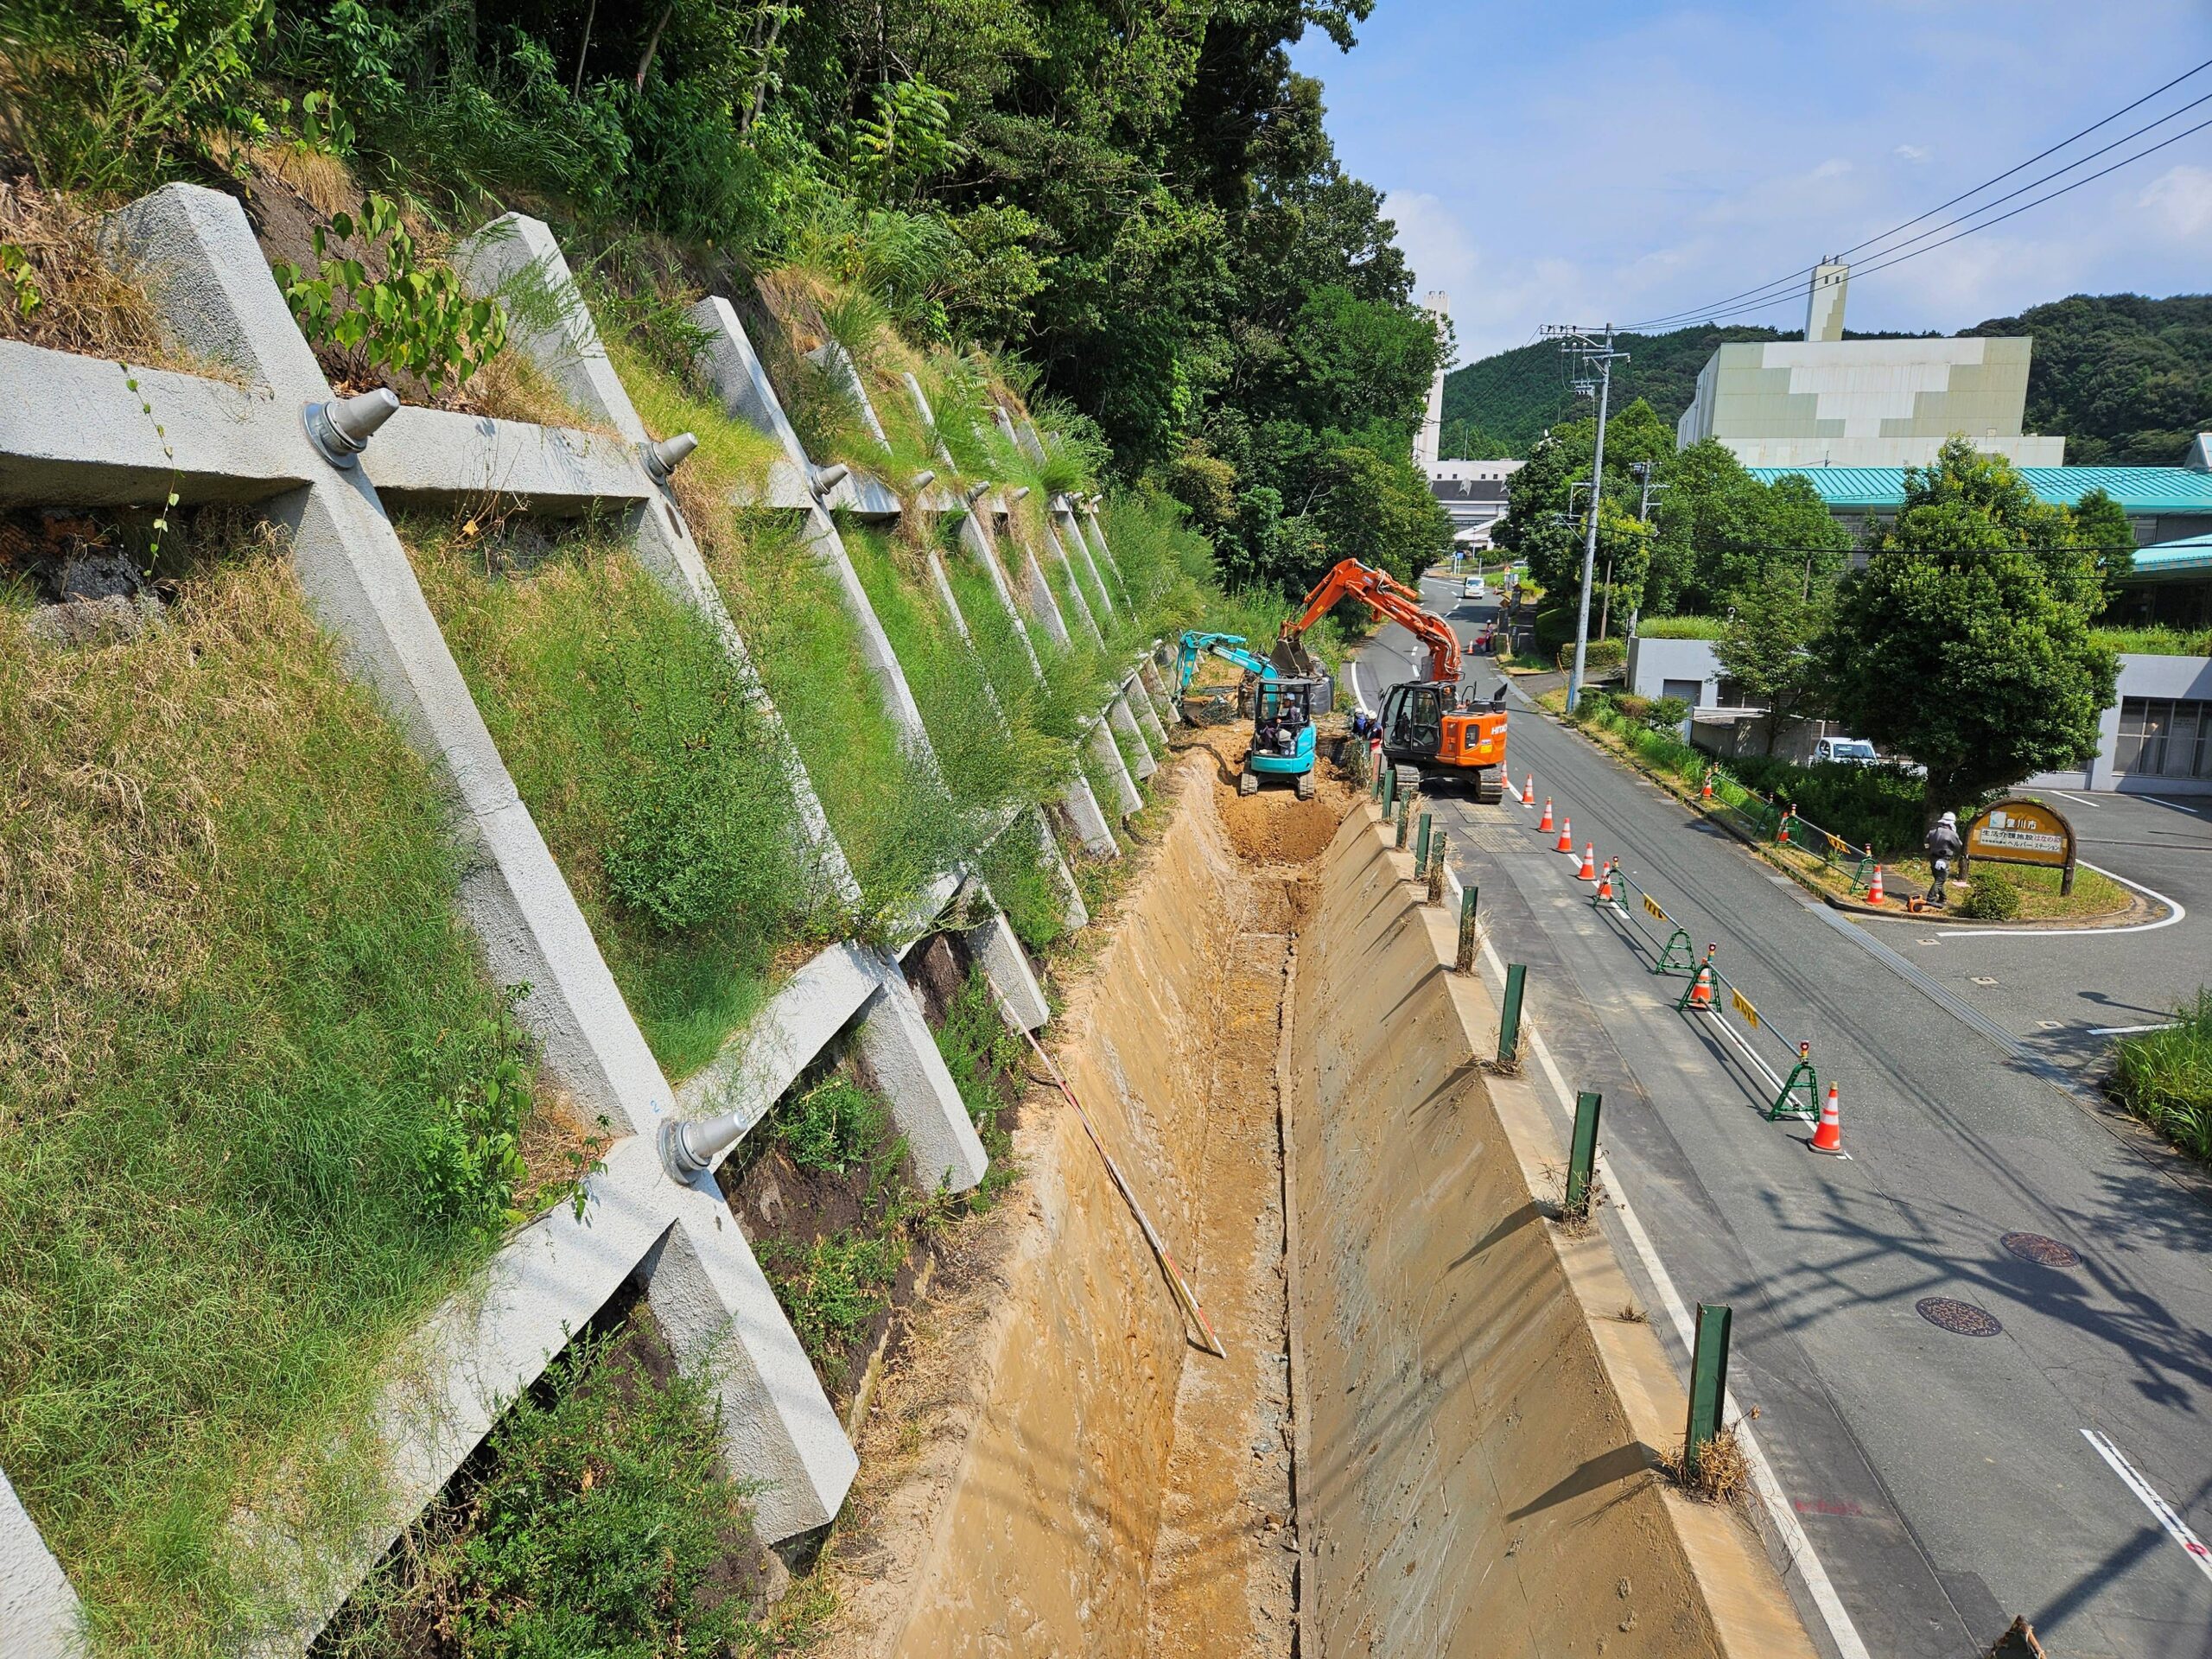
[799, 727, 1810, 1659]
[802, 728, 1337, 1658]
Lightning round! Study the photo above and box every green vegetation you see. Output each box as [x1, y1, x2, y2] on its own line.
[0, 523, 563, 1653]
[1636, 614, 1724, 639]
[402, 516, 816, 1078]
[270, 194, 509, 395]
[1956, 870, 2024, 921]
[319, 1313, 788, 1658]
[1823, 440, 2118, 822]
[932, 963, 1025, 1204]
[2092, 624, 2212, 657]
[2112, 990, 2212, 1162]
[1962, 294, 2212, 465]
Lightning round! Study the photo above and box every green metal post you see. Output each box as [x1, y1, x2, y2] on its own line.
[1684, 1303, 1733, 1480]
[1565, 1090, 1602, 1217]
[1395, 792, 1413, 849]
[1382, 767, 1396, 814]
[1427, 833, 1448, 905]
[1456, 884, 1480, 973]
[1497, 963, 1527, 1068]
[1415, 812, 1433, 874]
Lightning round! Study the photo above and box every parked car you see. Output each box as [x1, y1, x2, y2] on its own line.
[1813, 736, 1880, 766]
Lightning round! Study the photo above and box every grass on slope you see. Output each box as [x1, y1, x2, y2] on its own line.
[2112, 989, 2212, 1163]
[403, 515, 816, 1078]
[0, 520, 562, 1654]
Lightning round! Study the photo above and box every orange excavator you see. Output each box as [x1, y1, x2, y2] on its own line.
[1279, 558, 1510, 804]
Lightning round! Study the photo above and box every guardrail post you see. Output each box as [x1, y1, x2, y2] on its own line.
[1381, 766, 1396, 813]
[1685, 1302, 1733, 1480]
[1415, 811, 1433, 874]
[1565, 1089, 1602, 1217]
[1395, 791, 1414, 849]
[1497, 963, 1527, 1068]
[1456, 884, 1480, 972]
[1427, 833, 1448, 904]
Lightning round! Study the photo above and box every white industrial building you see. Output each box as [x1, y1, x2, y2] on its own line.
[1416, 292, 1523, 549]
[1674, 260, 2065, 469]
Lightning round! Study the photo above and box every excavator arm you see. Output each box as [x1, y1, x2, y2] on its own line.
[1176, 631, 1277, 696]
[1281, 560, 1461, 685]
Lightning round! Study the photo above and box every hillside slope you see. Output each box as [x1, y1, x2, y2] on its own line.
[1445, 293, 2212, 462]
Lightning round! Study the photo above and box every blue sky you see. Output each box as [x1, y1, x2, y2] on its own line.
[1290, 0, 2212, 364]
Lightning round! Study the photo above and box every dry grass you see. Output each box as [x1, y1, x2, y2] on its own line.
[1659, 1426, 1752, 1503]
[0, 179, 187, 367]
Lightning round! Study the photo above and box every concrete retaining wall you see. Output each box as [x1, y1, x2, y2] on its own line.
[1287, 809, 1816, 1658]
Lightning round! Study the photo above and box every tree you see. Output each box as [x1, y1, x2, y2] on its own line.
[2069, 485, 2135, 598]
[1821, 440, 2117, 821]
[1716, 563, 1834, 753]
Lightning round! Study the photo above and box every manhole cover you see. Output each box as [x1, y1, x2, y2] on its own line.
[2001, 1231, 2082, 1269]
[1917, 1297, 2004, 1336]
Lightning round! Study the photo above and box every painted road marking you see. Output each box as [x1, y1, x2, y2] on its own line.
[1887, 859, 2185, 940]
[2082, 1429, 2212, 1586]
[2145, 795, 2211, 817]
[1449, 864, 1874, 1659]
[2051, 791, 2103, 808]
[2086, 1022, 2180, 1036]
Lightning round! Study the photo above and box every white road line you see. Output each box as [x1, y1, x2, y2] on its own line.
[2051, 791, 2103, 808]
[2082, 1429, 2212, 1585]
[1909, 858, 2185, 939]
[1458, 892, 1872, 1659]
[2086, 1022, 2180, 1036]
[2145, 794, 2212, 817]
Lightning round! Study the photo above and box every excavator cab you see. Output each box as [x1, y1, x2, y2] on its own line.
[1381, 683, 1445, 760]
[1243, 677, 1321, 800]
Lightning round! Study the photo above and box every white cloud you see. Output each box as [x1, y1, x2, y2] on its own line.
[1382, 190, 1481, 302]
[2138, 164, 2212, 239]
[1894, 143, 1932, 164]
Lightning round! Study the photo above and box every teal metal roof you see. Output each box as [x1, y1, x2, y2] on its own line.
[1745, 465, 2212, 514]
[2132, 531, 2212, 577]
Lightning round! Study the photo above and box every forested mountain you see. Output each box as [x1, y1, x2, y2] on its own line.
[1961, 294, 2212, 463]
[1444, 293, 2212, 464]
[7, 0, 1451, 590]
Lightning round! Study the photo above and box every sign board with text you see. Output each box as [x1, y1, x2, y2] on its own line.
[1964, 798, 2076, 894]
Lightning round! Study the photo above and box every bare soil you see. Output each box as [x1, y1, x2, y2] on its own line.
[794, 724, 1361, 1657]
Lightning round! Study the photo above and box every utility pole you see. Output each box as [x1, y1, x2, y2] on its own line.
[1541, 325, 1628, 712]
[1624, 459, 1668, 640]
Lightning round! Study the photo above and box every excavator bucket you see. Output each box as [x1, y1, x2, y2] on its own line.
[1271, 636, 1321, 679]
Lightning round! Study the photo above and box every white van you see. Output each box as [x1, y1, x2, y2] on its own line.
[1813, 736, 1879, 766]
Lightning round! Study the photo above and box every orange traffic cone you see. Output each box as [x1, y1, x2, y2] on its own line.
[1538, 798, 1554, 834]
[1522, 774, 1535, 806]
[1686, 963, 1715, 1008]
[1555, 817, 1573, 855]
[1577, 843, 1598, 880]
[1809, 1084, 1844, 1154]
[1595, 858, 1616, 901]
[1866, 864, 1885, 906]
[1700, 770, 1713, 801]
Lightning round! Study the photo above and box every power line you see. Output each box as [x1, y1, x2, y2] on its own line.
[1677, 107, 2212, 329]
[1618, 56, 2212, 333]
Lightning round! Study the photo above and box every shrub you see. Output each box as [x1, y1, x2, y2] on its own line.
[271, 195, 510, 396]
[1647, 695, 1691, 730]
[775, 1076, 892, 1177]
[2112, 989, 2212, 1162]
[1612, 692, 1650, 721]
[1723, 753, 1926, 855]
[1555, 636, 1625, 676]
[319, 1317, 767, 1659]
[1958, 871, 2023, 920]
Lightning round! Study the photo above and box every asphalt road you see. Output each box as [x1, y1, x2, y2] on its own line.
[1346, 578, 2212, 1659]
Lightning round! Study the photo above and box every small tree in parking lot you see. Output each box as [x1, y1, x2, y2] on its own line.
[1821, 440, 2116, 823]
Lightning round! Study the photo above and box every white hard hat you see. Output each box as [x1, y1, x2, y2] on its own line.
[1938, 810, 1956, 826]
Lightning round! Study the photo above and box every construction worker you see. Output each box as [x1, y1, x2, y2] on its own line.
[1925, 810, 1963, 906]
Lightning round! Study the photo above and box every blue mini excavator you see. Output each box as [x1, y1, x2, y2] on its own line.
[1176, 631, 1321, 800]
